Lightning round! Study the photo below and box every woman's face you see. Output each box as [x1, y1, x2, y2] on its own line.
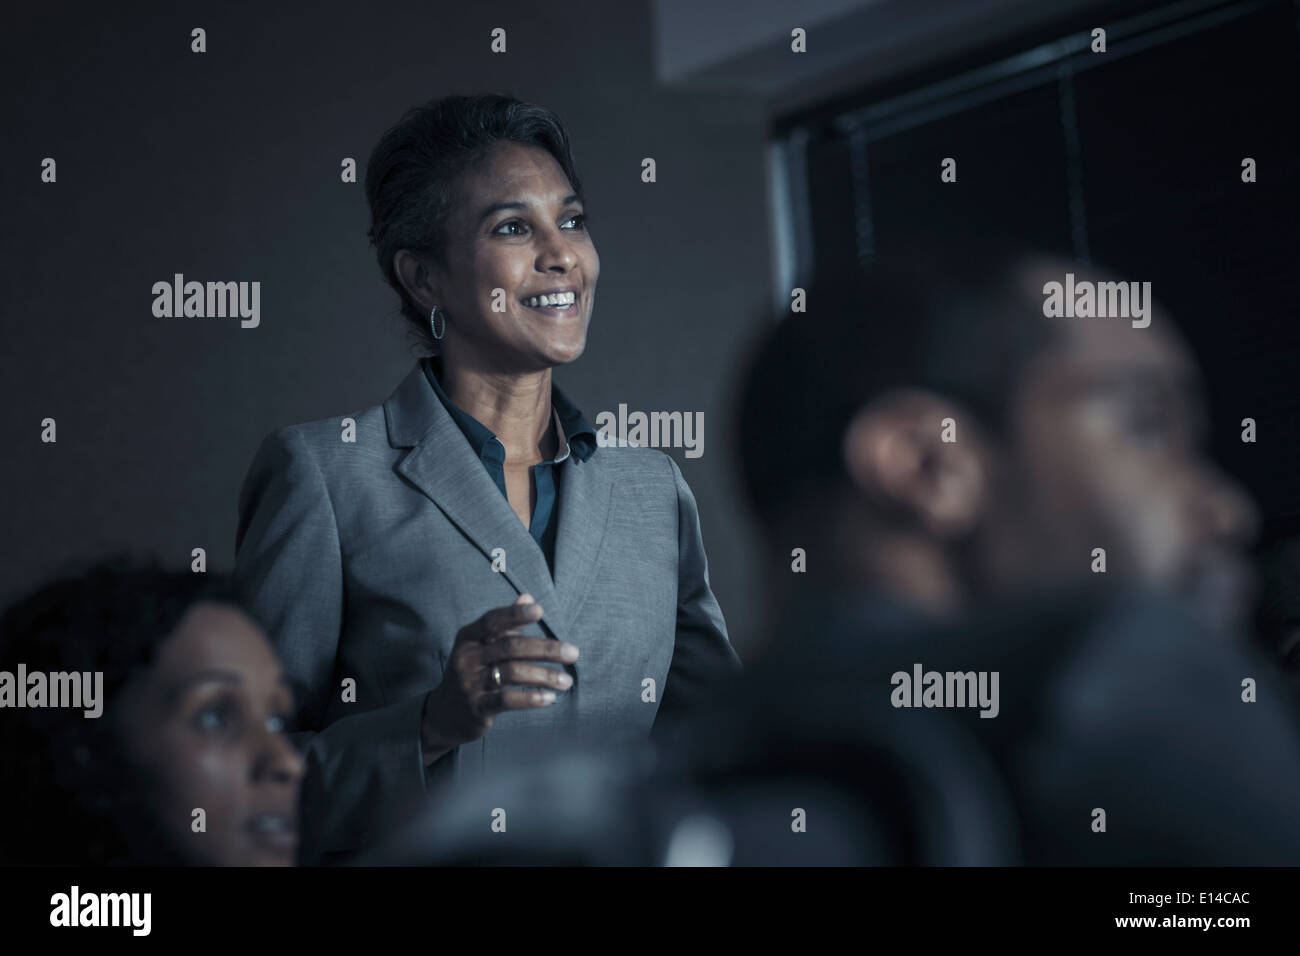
[114, 601, 303, 866]
[429, 141, 600, 372]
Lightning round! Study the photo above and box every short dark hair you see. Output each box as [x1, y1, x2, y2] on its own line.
[736, 240, 1065, 533]
[0, 555, 248, 865]
[365, 94, 584, 354]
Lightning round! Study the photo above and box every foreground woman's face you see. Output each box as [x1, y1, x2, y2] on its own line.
[115, 602, 304, 866]
[434, 141, 600, 372]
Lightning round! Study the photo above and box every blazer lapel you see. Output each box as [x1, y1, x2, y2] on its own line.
[550, 452, 613, 639]
[384, 363, 563, 634]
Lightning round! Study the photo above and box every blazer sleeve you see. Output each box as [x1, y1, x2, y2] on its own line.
[233, 427, 430, 863]
[652, 455, 743, 745]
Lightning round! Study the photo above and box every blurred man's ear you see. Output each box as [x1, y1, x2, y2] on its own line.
[841, 389, 987, 538]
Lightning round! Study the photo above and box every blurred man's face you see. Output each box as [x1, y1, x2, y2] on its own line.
[982, 264, 1258, 632]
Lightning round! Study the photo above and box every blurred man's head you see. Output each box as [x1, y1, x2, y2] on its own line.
[738, 243, 1257, 631]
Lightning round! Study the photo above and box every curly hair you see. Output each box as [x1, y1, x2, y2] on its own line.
[364, 93, 584, 354]
[0, 555, 250, 865]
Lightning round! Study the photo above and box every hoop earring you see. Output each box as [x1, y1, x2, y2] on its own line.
[430, 305, 446, 341]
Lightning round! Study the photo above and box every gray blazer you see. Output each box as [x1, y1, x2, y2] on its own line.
[233, 361, 739, 862]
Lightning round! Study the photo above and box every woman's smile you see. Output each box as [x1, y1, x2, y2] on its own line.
[520, 288, 578, 311]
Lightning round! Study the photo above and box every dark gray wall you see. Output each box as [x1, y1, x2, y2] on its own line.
[2, 1, 770, 654]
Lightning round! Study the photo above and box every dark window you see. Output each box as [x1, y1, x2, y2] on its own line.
[775, 0, 1300, 517]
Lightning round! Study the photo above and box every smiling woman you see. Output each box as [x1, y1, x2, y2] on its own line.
[233, 93, 741, 865]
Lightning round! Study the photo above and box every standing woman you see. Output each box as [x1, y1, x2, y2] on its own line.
[234, 94, 739, 864]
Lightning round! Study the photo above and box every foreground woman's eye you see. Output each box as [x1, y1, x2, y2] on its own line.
[194, 702, 232, 733]
[494, 220, 527, 236]
[562, 213, 586, 229]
